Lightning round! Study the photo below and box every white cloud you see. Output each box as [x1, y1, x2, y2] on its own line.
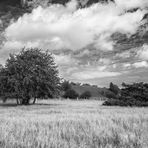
[116, 51, 131, 58]
[123, 63, 132, 68]
[115, 0, 148, 10]
[3, 0, 146, 53]
[53, 54, 77, 66]
[132, 61, 148, 68]
[138, 44, 148, 60]
[99, 58, 111, 65]
[1, 0, 148, 85]
[68, 64, 120, 80]
[71, 70, 121, 80]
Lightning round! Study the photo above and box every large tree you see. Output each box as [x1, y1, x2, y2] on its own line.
[0, 48, 60, 105]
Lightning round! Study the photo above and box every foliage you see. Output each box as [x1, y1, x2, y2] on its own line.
[0, 48, 60, 105]
[80, 91, 91, 99]
[109, 82, 120, 96]
[105, 90, 117, 99]
[103, 82, 148, 106]
[103, 99, 148, 107]
[61, 80, 71, 92]
[63, 89, 79, 99]
[121, 82, 148, 102]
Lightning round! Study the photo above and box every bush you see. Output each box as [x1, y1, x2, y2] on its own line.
[103, 82, 148, 107]
[61, 80, 71, 92]
[80, 91, 91, 99]
[109, 82, 120, 95]
[63, 89, 79, 99]
[105, 90, 117, 99]
[103, 99, 148, 107]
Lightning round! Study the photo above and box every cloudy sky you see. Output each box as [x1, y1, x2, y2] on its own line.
[1, 0, 148, 87]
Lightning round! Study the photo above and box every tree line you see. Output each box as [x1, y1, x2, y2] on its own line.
[103, 82, 148, 106]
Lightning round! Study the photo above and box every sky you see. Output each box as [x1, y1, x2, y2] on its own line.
[1, 0, 148, 87]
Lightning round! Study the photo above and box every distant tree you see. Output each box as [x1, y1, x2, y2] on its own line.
[103, 82, 148, 106]
[76, 82, 81, 86]
[71, 82, 77, 86]
[80, 91, 91, 99]
[121, 82, 148, 102]
[61, 80, 71, 92]
[109, 82, 120, 96]
[63, 89, 79, 99]
[0, 48, 60, 105]
[83, 83, 91, 86]
[105, 90, 117, 99]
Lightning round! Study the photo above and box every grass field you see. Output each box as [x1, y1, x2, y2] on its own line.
[0, 99, 148, 148]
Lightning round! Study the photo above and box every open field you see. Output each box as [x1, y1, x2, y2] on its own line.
[0, 100, 148, 148]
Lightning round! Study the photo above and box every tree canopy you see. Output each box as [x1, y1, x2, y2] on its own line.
[63, 89, 79, 99]
[0, 48, 60, 105]
[103, 82, 148, 106]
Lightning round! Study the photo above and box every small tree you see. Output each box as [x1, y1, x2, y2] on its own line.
[80, 91, 91, 99]
[109, 82, 120, 96]
[63, 89, 79, 99]
[0, 48, 60, 105]
[61, 80, 71, 92]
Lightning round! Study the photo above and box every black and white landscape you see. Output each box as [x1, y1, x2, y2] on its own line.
[0, 0, 148, 148]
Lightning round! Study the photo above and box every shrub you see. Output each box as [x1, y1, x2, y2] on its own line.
[63, 89, 79, 99]
[103, 82, 148, 106]
[103, 99, 148, 107]
[109, 82, 120, 95]
[105, 90, 117, 99]
[80, 91, 91, 99]
[61, 80, 71, 92]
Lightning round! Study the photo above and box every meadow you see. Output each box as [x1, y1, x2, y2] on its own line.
[0, 99, 148, 148]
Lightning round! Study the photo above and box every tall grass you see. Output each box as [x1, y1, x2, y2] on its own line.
[0, 100, 148, 148]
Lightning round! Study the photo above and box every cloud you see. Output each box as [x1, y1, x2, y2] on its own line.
[123, 61, 148, 69]
[53, 54, 78, 66]
[71, 70, 121, 80]
[138, 44, 148, 60]
[133, 61, 148, 68]
[115, 0, 148, 10]
[1, 0, 148, 86]
[123, 63, 132, 68]
[3, 0, 146, 53]
[66, 64, 120, 80]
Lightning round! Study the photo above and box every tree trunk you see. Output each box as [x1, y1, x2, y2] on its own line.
[32, 98, 37, 104]
[22, 97, 30, 105]
[16, 98, 20, 105]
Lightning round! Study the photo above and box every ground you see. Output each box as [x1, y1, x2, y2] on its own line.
[0, 99, 148, 148]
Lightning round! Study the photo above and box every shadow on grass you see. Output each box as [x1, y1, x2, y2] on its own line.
[0, 103, 18, 107]
[35, 103, 62, 108]
[0, 102, 61, 108]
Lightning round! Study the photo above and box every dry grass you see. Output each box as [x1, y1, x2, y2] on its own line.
[0, 99, 148, 148]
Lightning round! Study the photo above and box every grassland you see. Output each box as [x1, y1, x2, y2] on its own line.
[0, 99, 148, 148]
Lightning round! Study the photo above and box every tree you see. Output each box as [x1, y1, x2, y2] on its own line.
[61, 80, 71, 92]
[105, 90, 117, 99]
[80, 91, 91, 99]
[121, 82, 148, 102]
[63, 89, 79, 99]
[0, 48, 60, 105]
[109, 82, 120, 96]
[103, 82, 148, 106]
